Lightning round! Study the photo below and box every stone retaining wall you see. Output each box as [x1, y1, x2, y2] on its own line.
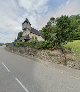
[6, 46, 80, 70]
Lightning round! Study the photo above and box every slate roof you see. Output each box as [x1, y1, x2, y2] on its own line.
[31, 28, 41, 36]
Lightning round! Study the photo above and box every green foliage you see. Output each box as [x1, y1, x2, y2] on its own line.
[15, 41, 53, 49]
[15, 14, 80, 50]
[41, 15, 80, 47]
[15, 42, 30, 47]
[32, 36, 35, 41]
[37, 41, 53, 49]
[70, 15, 80, 40]
[56, 15, 73, 45]
[64, 40, 80, 56]
[40, 17, 57, 48]
[17, 31, 23, 40]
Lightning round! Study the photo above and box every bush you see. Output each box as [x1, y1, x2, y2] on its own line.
[15, 42, 30, 47]
[38, 41, 53, 49]
[15, 41, 53, 49]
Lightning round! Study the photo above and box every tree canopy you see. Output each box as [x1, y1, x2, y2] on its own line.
[41, 15, 80, 47]
[17, 31, 23, 40]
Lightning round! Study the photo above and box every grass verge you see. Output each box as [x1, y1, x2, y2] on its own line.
[64, 40, 80, 57]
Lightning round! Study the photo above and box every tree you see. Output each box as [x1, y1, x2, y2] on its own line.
[55, 15, 73, 45]
[70, 15, 80, 40]
[17, 31, 23, 40]
[41, 15, 80, 49]
[41, 17, 56, 42]
[41, 16, 72, 47]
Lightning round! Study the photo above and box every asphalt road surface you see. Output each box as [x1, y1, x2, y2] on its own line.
[0, 46, 80, 92]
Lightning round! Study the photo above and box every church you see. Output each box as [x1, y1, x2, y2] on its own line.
[19, 18, 44, 42]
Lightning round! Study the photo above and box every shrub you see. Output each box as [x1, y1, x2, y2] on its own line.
[15, 41, 53, 49]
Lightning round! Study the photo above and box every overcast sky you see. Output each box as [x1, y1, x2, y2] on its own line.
[0, 0, 80, 43]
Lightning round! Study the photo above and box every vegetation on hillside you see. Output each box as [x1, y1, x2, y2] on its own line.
[15, 14, 80, 50]
[41, 15, 80, 47]
[14, 31, 23, 42]
[64, 40, 80, 56]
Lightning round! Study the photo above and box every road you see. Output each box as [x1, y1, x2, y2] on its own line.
[0, 46, 80, 92]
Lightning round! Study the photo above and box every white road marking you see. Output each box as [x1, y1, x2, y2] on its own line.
[15, 78, 29, 92]
[2, 62, 10, 72]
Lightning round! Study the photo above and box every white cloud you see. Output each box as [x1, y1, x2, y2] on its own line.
[0, 30, 17, 43]
[17, 0, 49, 29]
[0, 0, 22, 43]
[54, 0, 80, 17]
[0, 0, 80, 43]
[0, 0, 49, 43]
[39, 0, 80, 29]
[18, 0, 49, 13]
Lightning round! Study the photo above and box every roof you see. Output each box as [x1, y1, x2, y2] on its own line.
[22, 18, 31, 25]
[22, 18, 42, 37]
[31, 28, 41, 36]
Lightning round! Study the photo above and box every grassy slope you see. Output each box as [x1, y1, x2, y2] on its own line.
[64, 40, 80, 56]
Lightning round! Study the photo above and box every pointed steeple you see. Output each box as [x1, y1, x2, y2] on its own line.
[22, 18, 31, 25]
